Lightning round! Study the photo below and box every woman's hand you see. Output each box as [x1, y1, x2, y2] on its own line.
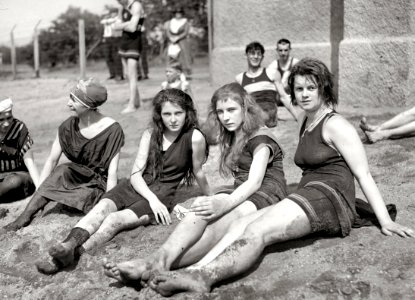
[190, 196, 229, 221]
[149, 199, 171, 225]
[381, 221, 414, 238]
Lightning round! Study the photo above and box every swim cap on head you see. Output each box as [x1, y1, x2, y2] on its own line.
[70, 78, 107, 109]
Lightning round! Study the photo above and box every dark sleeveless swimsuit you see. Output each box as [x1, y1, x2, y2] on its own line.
[240, 69, 279, 127]
[287, 113, 357, 236]
[216, 128, 287, 209]
[103, 127, 196, 218]
[118, 1, 143, 59]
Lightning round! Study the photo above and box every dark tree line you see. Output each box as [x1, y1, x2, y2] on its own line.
[2, 1, 207, 68]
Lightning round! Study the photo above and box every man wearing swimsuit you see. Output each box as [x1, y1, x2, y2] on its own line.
[236, 41, 298, 127]
[268, 38, 299, 103]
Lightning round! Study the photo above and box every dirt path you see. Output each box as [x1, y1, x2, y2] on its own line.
[0, 59, 414, 300]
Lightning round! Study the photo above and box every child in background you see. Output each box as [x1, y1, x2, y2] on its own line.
[161, 63, 192, 98]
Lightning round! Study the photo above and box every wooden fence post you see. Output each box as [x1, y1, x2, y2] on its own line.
[78, 19, 86, 79]
[33, 20, 41, 78]
[10, 25, 17, 80]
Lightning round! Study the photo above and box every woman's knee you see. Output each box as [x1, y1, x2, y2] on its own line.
[101, 212, 126, 231]
[98, 198, 118, 213]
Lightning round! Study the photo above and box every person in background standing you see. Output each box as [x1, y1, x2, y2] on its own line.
[137, 14, 149, 80]
[114, 0, 145, 114]
[100, 8, 124, 81]
[165, 7, 192, 78]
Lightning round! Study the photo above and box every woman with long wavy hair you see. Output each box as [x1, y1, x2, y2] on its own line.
[36, 88, 211, 274]
[103, 82, 288, 287]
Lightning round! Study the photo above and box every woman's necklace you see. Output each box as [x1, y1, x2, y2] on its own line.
[302, 107, 333, 137]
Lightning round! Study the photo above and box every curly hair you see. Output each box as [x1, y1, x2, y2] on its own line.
[208, 82, 263, 176]
[146, 88, 208, 185]
[287, 57, 337, 107]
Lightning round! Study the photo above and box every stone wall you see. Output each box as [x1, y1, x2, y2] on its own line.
[209, 0, 333, 87]
[209, 0, 415, 107]
[339, 0, 415, 107]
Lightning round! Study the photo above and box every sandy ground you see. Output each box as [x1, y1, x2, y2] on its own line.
[1, 58, 415, 300]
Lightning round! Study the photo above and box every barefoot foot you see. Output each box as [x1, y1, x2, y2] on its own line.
[359, 117, 378, 132]
[103, 256, 166, 286]
[365, 130, 388, 143]
[121, 106, 138, 114]
[103, 258, 125, 282]
[149, 270, 211, 297]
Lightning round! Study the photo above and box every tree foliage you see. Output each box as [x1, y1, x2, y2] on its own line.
[143, 0, 207, 30]
[38, 6, 103, 67]
[2, 1, 208, 68]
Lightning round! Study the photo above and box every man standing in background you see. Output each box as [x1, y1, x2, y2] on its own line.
[100, 8, 124, 81]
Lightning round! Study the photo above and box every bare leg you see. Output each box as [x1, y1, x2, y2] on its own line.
[83, 209, 149, 251]
[121, 58, 141, 114]
[365, 121, 415, 143]
[121, 57, 128, 79]
[190, 206, 268, 269]
[359, 117, 379, 132]
[103, 197, 256, 284]
[161, 200, 257, 269]
[150, 199, 312, 296]
[361, 106, 415, 133]
[3, 193, 48, 231]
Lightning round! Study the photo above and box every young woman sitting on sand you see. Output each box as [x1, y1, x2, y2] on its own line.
[2, 78, 124, 231]
[103, 82, 288, 287]
[36, 88, 211, 274]
[133, 58, 413, 297]
[0, 98, 40, 203]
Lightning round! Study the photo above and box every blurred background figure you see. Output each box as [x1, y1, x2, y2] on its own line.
[115, 0, 145, 114]
[100, 8, 124, 81]
[164, 7, 193, 78]
[161, 62, 192, 97]
[137, 13, 149, 80]
[268, 38, 299, 105]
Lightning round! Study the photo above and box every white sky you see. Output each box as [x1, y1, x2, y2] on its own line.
[0, 0, 117, 46]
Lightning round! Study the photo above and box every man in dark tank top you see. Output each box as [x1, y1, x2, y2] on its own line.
[235, 41, 297, 127]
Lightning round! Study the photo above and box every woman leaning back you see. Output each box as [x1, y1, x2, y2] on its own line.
[103, 82, 288, 287]
[36, 88, 211, 274]
[2, 78, 124, 232]
[143, 58, 413, 297]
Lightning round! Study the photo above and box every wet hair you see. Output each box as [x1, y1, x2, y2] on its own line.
[277, 38, 291, 49]
[146, 88, 208, 186]
[208, 82, 263, 176]
[287, 57, 337, 107]
[245, 41, 265, 55]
